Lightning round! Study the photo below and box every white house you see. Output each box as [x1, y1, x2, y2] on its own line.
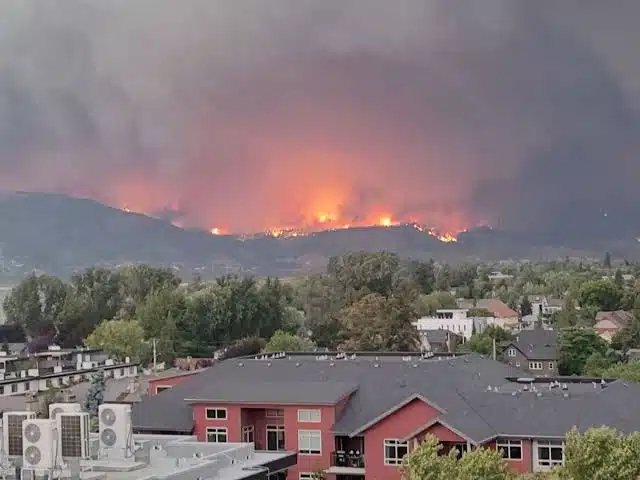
[413, 309, 489, 341]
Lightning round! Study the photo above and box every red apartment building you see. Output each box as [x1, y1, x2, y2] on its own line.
[135, 352, 640, 479]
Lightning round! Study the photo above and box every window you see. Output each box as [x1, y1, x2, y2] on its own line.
[120, 368, 125, 376]
[155, 385, 171, 394]
[242, 425, 254, 443]
[507, 348, 516, 357]
[24, 382, 29, 391]
[298, 430, 321, 455]
[497, 439, 522, 460]
[384, 439, 408, 466]
[548, 362, 555, 370]
[536, 440, 564, 469]
[205, 408, 227, 420]
[11, 384, 17, 393]
[266, 425, 286, 451]
[529, 361, 543, 370]
[0, 386, 4, 394]
[299, 474, 315, 480]
[297, 409, 321, 423]
[265, 409, 284, 418]
[515, 362, 521, 368]
[206, 427, 227, 443]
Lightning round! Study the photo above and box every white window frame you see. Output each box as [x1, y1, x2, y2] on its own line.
[384, 438, 408, 466]
[529, 361, 543, 370]
[155, 385, 171, 394]
[548, 362, 555, 370]
[299, 474, 315, 480]
[206, 427, 228, 443]
[205, 407, 227, 420]
[534, 440, 564, 471]
[515, 362, 521, 368]
[297, 409, 321, 423]
[298, 429, 322, 455]
[507, 348, 517, 357]
[266, 425, 286, 451]
[242, 425, 254, 443]
[496, 439, 522, 460]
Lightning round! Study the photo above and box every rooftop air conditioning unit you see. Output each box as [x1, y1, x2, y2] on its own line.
[2, 411, 36, 457]
[99, 404, 132, 458]
[49, 403, 82, 421]
[22, 419, 56, 470]
[57, 412, 90, 459]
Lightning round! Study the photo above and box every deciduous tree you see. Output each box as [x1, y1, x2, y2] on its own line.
[558, 328, 607, 375]
[264, 330, 316, 352]
[85, 319, 146, 361]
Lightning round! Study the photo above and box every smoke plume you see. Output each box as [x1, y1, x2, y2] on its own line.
[1, 0, 639, 236]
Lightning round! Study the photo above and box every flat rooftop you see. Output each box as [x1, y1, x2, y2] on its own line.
[9, 435, 294, 480]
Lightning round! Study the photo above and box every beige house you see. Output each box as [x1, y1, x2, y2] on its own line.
[594, 310, 633, 342]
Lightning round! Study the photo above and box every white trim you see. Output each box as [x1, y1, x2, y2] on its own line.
[383, 438, 408, 466]
[299, 474, 315, 480]
[548, 362, 555, 370]
[297, 408, 321, 423]
[265, 409, 284, 418]
[155, 385, 171, 394]
[496, 438, 522, 460]
[205, 427, 228, 443]
[529, 361, 543, 370]
[266, 424, 285, 451]
[507, 348, 516, 357]
[297, 429, 322, 455]
[350, 393, 445, 436]
[242, 425, 254, 443]
[533, 439, 564, 472]
[205, 407, 227, 420]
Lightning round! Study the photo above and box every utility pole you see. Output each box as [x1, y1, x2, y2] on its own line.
[152, 338, 157, 371]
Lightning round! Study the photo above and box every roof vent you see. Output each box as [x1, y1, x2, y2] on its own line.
[563, 393, 569, 398]
[412, 364, 418, 368]
[536, 392, 542, 397]
[374, 363, 380, 368]
[267, 362, 272, 367]
[486, 385, 493, 391]
[493, 387, 499, 393]
[561, 383, 568, 390]
[295, 362, 301, 367]
[238, 362, 243, 367]
[511, 391, 517, 396]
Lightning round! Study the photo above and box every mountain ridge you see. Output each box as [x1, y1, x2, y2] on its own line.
[0, 192, 636, 280]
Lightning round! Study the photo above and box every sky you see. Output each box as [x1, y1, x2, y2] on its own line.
[0, 0, 639, 237]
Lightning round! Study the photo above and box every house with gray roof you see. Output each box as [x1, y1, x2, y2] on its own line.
[132, 351, 640, 477]
[503, 328, 558, 376]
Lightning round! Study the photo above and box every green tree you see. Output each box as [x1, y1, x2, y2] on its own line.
[401, 435, 514, 480]
[118, 264, 181, 314]
[3, 273, 67, 337]
[467, 308, 493, 318]
[610, 313, 640, 353]
[414, 292, 457, 317]
[603, 251, 612, 269]
[295, 273, 342, 349]
[339, 293, 420, 351]
[467, 325, 512, 356]
[327, 251, 401, 301]
[222, 337, 266, 359]
[582, 351, 614, 376]
[555, 427, 640, 480]
[597, 361, 640, 382]
[85, 319, 146, 361]
[520, 296, 533, 317]
[614, 269, 624, 289]
[578, 279, 623, 312]
[409, 260, 436, 295]
[558, 328, 607, 375]
[84, 369, 106, 417]
[264, 330, 316, 352]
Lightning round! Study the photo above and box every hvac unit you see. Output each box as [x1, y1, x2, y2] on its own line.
[22, 419, 56, 470]
[99, 404, 132, 457]
[49, 403, 82, 420]
[57, 412, 90, 459]
[2, 411, 36, 457]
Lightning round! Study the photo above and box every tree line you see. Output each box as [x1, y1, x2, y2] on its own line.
[4, 252, 640, 365]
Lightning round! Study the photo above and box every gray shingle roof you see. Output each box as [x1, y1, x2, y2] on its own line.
[132, 353, 640, 443]
[510, 329, 558, 361]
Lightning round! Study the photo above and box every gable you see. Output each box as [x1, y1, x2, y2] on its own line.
[421, 422, 466, 443]
[357, 397, 440, 438]
[594, 319, 619, 330]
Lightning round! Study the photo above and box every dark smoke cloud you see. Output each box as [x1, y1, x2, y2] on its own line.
[0, 0, 639, 237]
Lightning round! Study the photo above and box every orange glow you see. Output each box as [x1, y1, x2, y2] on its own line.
[379, 216, 393, 227]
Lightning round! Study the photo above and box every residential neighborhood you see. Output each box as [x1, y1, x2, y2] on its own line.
[132, 350, 640, 478]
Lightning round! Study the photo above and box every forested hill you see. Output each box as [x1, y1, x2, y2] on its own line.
[0, 192, 638, 280]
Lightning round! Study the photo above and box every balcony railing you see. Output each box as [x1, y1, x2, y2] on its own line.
[331, 451, 365, 469]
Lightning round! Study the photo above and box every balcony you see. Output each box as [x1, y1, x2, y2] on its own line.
[327, 451, 365, 475]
